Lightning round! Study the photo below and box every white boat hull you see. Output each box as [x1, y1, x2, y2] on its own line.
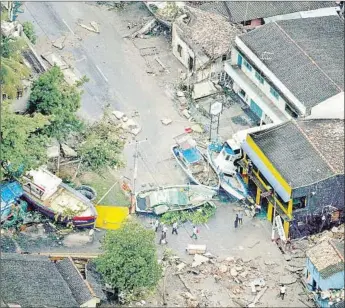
[206, 146, 247, 200]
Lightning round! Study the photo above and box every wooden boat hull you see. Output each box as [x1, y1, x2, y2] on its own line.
[22, 193, 96, 229]
[207, 146, 247, 200]
[171, 145, 220, 191]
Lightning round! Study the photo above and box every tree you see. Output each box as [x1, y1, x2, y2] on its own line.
[1, 101, 50, 176]
[22, 21, 37, 44]
[77, 115, 125, 172]
[28, 65, 83, 140]
[1, 36, 30, 99]
[95, 219, 162, 300]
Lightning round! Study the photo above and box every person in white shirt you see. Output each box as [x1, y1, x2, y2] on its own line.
[280, 285, 286, 300]
[154, 219, 159, 232]
[172, 222, 178, 235]
[191, 226, 198, 239]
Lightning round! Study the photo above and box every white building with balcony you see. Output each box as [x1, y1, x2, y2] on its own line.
[224, 15, 344, 124]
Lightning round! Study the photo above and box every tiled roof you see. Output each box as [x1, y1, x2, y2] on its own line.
[307, 240, 344, 279]
[297, 119, 344, 174]
[249, 119, 345, 188]
[56, 258, 94, 305]
[239, 16, 344, 109]
[175, 6, 243, 59]
[199, 1, 337, 23]
[1, 254, 79, 307]
[86, 261, 108, 301]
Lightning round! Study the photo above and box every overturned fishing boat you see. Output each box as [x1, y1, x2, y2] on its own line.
[172, 134, 220, 190]
[135, 185, 216, 215]
[207, 139, 248, 200]
[21, 167, 97, 229]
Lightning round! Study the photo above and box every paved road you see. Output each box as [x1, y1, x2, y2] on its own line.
[19, 2, 188, 187]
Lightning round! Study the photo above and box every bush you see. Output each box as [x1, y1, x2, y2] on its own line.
[22, 21, 37, 44]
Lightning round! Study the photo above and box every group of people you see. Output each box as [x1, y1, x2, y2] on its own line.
[234, 211, 244, 228]
[153, 219, 199, 244]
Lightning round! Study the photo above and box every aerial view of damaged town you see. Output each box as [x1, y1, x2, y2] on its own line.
[0, 1, 344, 307]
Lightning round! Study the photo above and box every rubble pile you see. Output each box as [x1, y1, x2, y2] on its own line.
[158, 250, 303, 307]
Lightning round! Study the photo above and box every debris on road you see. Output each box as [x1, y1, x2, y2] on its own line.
[78, 21, 100, 33]
[52, 36, 66, 50]
[131, 18, 157, 38]
[279, 275, 297, 285]
[161, 118, 172, 125]
[191, 254, 209, 267]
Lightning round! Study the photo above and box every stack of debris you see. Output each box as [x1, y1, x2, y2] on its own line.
[111, 110, 142, 137]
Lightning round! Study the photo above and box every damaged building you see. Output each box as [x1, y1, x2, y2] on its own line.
[239, 118, 344, 239]
[172, 6, 244, 97]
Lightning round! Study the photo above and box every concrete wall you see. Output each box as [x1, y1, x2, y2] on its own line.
[235, 37, 307, 115]
[264, 6, 338, 23]
[305, 258, 345, 290]
[172, 22, 224, 83]
[290, 174, 345, 238]
[309, 92, 345, 119]
[231, 47, 290, 112]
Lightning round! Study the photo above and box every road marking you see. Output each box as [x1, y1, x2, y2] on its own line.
[62, 19, 75, 35]
[96, 65, 108, 83]
[204, 223, 210, 230]
[75, 55, 87, 63]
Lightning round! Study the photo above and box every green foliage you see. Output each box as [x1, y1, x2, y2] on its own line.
[1, 102, 50, 176]
[28, 66, 84, 140]
[77, 115, 125, 172]
[22, 21, 37, 44]
[95, 219, 162, 300]
[160, 202, 216, 225]
[1, 37, 30, 98]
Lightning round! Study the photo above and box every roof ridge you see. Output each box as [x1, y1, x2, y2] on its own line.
[294, 121, 337, 174]
[274, 21, 343, 92]
[328, 239, 345, 262]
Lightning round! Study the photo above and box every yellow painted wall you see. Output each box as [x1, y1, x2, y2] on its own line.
[283, 221, 290, 238]
[95, 205, 129, 230]
[246, 136, 292, 195]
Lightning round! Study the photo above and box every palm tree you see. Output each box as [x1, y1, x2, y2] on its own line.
[0, 36, 30, 99]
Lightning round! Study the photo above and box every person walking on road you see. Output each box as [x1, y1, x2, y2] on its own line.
[172, 222, 178, 235]
[238, 211, 243, 225]
[191, 225, 198, 239]
[154, 219, 160, 232]
[234, 214, 239, 228]
[162, 225, 168, 237]
[280, 285, 286, 300]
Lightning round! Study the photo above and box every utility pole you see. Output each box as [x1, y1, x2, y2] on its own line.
[129, 138, 148, 214]
[271, 189, 277, 240]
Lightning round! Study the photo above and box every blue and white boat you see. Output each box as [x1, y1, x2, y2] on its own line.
[207, 139, 248, 200]
[172, 134, 220, 190]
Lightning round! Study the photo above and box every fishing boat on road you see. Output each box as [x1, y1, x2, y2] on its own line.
[172, 134, 220, 190]
[21, 167, 97, 229]
[207, 139, 248, 200]
[135, 185, 216, 215]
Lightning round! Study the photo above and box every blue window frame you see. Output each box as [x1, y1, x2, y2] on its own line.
[250, 99, 263, 119]
[243, 59, 252, 71]
[255, 71, 264, 84]
[270, 87, 279, 100]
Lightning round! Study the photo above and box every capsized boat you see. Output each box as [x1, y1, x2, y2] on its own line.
[207, 140, 248, 200]
[135, 185, 216, 215]
[21, 167, 97, 229]
[172, 134, 220, 190]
